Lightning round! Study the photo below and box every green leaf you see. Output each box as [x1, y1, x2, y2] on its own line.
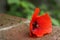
[20, 1, 35, 9]
[40, 10, 44, 15]
[51, 18, 60, 26]
[40, 4, 47, 10]
[8, 0, 20, 4]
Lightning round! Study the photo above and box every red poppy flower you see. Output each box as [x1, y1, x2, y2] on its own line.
[30, 8, 52, 37]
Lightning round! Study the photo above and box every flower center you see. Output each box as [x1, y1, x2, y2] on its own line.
[32, 21, 38, 30]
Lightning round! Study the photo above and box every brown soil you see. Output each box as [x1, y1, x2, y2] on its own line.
[0, 13, 60, 40]
[0, 13, 26, 28]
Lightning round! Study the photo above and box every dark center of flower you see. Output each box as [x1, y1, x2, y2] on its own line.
[32, 21, 38, 30]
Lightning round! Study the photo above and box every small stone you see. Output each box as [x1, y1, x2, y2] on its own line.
[0, 24, 3, 26]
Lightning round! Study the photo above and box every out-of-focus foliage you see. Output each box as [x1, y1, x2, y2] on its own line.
[7, 0, 35, 19]
[7, 0, 60, 26]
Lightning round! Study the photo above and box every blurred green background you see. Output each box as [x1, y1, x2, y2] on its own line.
[6, 0, 60, 26]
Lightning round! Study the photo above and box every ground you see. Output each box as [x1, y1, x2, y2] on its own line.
[0, 13, 60, 40]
